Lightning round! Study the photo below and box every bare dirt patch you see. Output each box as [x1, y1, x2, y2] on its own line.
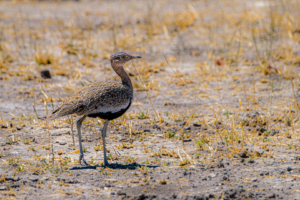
[0, 0, 300, 199]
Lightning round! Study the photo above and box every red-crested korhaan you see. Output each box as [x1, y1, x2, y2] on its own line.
[47, 52, 141, 166]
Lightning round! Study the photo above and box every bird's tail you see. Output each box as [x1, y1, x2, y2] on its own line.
[36, 105, 62, 121]
[37, 112, 58, 121]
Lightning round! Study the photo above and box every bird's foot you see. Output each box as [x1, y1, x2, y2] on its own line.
[103, 160, 109, 167]
[79, 154, 90, 166]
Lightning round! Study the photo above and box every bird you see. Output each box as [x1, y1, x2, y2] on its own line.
[46, 52, 141, 166]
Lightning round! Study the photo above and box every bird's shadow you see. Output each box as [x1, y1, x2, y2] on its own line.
[69, 163, 159, 170]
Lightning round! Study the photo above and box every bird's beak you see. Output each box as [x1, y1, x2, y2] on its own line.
[130, 56, 141, 60]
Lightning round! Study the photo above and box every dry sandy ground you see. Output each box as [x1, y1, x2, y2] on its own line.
[0, 0, 300, 199]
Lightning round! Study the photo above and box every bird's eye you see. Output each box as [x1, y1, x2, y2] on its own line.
[121, 55, 126, 59]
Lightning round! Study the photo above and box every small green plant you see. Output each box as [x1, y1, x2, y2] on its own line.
[107, 154, 118, 161]
[225, 110, 229, 118]
[195, 139, 206, 149]
[262, 137, 270, 142]
[139, 134, 147, 141]
[23, 139, 31, 145]
[286, 117, 291, 126]
[5, 137, 12, 145]
[93, 145, 102, 151]
[126, 157, 137, 163]
[264, 129, 271, 136]
[138, 111, 148, 119]
[9, 158, 15, 164]
[16, 165, 24, 172]
[164, 132, 176, 138]
[62, 157, 72, 165]
[27, 147, 36, 151]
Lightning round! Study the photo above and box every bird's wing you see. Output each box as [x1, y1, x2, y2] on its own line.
[48, 81, 132, 120]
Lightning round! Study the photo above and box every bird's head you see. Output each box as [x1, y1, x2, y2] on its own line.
[110, 52, 141, 67]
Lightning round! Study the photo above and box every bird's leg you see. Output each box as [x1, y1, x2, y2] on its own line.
[102, 120, 110, 166]
[76, 115, 89, 166]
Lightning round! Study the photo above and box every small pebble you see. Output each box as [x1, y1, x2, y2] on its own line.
[0, 186, 7, 191]
[267, 193, 276, 198]
[41, 177, 49, 181]
[256, 127, 266, 134]
[28, 178, 38, 182]
[209, 173, 217, 178]
[117, 191, 126, 196]
[179, 121, 186, 126]
[238, 152, 249, 158]
[5, 176, 20, 181]
[153, 124, 160, 129]
[1, 124, 8, 129]
[40, 69, 52, 79]
[193, 123, 201, 127]
[250, 114, 256, 118]
[59, 141, 67, 145]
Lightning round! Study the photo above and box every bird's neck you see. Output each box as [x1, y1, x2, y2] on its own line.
[111, 63, 133, 92]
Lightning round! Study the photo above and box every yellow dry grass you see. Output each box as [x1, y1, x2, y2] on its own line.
[0, 0, 299, 194]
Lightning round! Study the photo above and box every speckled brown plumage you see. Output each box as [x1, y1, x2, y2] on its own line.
[48, 81, 133, 120]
